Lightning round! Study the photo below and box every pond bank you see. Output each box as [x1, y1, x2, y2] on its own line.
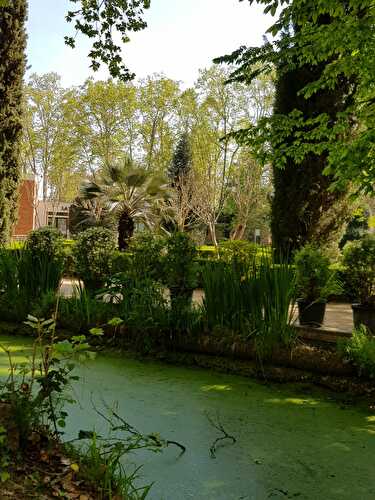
[0, 320, 373, 397]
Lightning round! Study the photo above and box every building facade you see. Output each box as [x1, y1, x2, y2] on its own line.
[12, 177, 71, 240]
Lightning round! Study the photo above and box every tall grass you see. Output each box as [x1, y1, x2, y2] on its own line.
[58, 283, 113, 331]
[0, 248, 64, 322]
[202, 252, 296, 357]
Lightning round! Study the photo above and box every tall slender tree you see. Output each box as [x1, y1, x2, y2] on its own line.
[168, 132, 192, 185]
[0, 0, 27, 243]
[270, 35, 353, 255]
[216, 2, 370, 255]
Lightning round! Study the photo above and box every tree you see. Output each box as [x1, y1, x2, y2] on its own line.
[228, 151, 271, 241]
[189, 65, 273, 245]
[138, 75, 180, 172]
[168, 133, 192, 185]
[70, 78, 139, 173]
[65, 0, 151, 80]
[22, 73, 82, 202]
[167, 133, 194, 232]
[68, 196, 113, 235]
[0, 0, 27, 244]
[217, 1, 368, 254]
[80, 159, 170, 250]
[269, 50, 352, 255]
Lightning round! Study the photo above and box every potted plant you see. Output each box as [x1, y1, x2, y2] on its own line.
[294, 244, 340, 327]
[342, 234, 375, 333]
[164, 232, 198, 312]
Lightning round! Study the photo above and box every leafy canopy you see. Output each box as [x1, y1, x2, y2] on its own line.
[65, 0, 151, 80]
[217, 0, 375, 194]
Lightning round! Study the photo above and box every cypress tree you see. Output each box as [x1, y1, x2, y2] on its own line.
[168, 132, 192, 186]
[0, 0, 27, 244]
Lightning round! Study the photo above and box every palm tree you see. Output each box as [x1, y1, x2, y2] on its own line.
[80, 159, 171, 250]
[69, 196, 114, 235]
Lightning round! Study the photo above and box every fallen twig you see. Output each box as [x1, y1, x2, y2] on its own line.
[205, 411, 236, 458]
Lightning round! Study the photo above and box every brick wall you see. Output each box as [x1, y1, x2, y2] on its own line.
[12, 179, 36, 239]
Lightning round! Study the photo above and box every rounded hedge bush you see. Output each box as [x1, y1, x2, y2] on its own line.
[73, 227, 116, 292]
[26, 226, 65, 262]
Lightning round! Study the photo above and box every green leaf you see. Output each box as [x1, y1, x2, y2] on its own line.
[89, 327, 104, 336]
[107, 317, 123, 327]
[0, 471, 10, 483]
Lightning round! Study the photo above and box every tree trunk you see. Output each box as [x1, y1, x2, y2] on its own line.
[118, 211, 135, 251]
[0, 0, 27, 244]
[230, 223, 246, 241]
[208, 222, 218, 247]
[271, 22, 352, 258]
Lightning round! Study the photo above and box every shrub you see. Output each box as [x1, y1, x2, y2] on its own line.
[294, 244, 340, 302]
[117, 277, 168, 333]
[164, 232, 198, 314]
[111, 251, 132, 275]
[342, 234, 375, 306]
[164, 232, 198, 291]
[128, 233, 165, 282]
[73, 227, 116, 293]
[197, 245, 218, 260]
[218, 240, 258, 266]
[26, 226, 64, 262]
[339, 326, 375, 378]
[25, 226, 65, 295]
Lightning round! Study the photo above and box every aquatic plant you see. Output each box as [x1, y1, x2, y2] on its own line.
[202, 253, 296, 358]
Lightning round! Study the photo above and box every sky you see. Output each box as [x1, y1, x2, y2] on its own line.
[27, 0, 271, 88]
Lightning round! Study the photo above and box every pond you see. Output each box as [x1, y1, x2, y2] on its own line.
[1, 336, 374, 500]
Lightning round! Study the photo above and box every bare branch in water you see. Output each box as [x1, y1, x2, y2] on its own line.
[205, 411, 236, 458]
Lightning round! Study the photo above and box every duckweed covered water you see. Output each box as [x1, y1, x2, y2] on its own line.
[1, 336, 374, 500]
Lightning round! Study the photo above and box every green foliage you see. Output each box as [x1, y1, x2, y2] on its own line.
[127, 233, 165, 282]
[65, 0, 150, 80]
[26, 226, 65, 262]
[69, 196, 114, 235]
[80, 160, 170, 250]
[221, 1, 375, 194]
[73, 227, 116, 292]
[111, 251, 132, 275]
[74, 431, 152, 499]
[164, 232, 198, 291]
[0, 248, 64, 322]
[216, 1, 371, 255]
[294, 245, 340, 302]
[0, 0, 27, 244]
[342, 234, 375, 306]
[339, 326, 375, 378]
[340, 208, 369, 249]
[168, 132, 192, 184]
[219, 240, 259, 266]
[116, 277, 169, 345]
[202, 255, 296, 358]
[0, 424, 10, 483]
[58, 285, 114, 332]
[197, 245, 218, 259]
[0, 315, 93, 441]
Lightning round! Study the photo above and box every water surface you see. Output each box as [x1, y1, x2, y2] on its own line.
[1, 336, 374, 500]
